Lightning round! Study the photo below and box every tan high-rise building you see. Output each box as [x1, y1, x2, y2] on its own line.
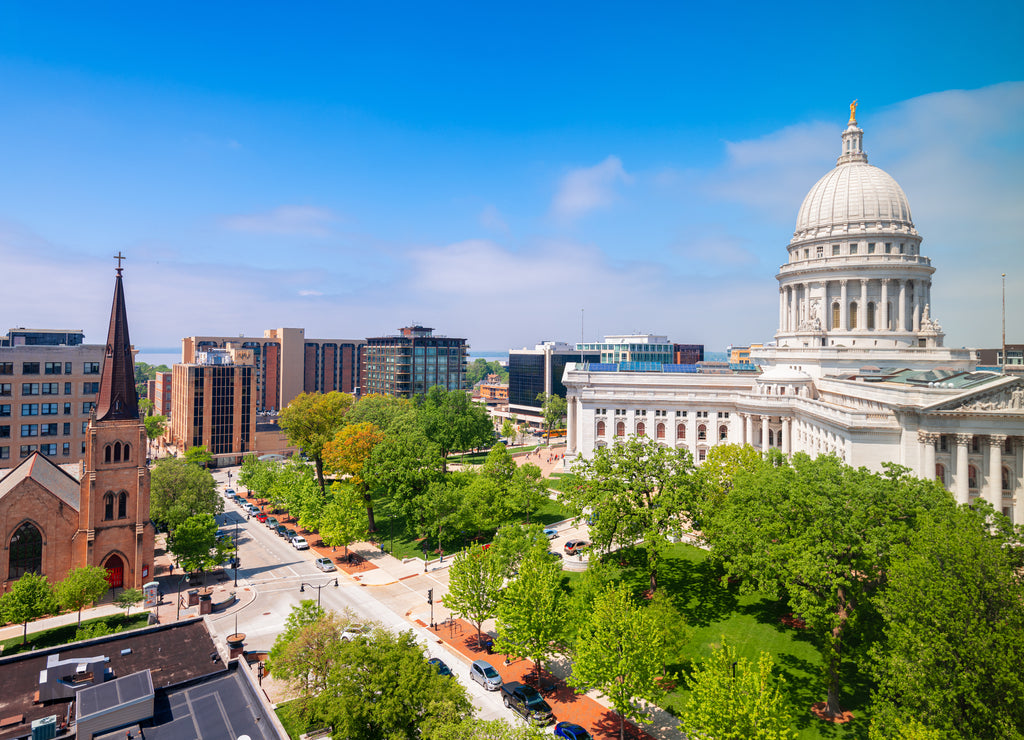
[181, 328, 363, 412]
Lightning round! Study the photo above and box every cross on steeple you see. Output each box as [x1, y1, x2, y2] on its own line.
[114, 251, 126, 274]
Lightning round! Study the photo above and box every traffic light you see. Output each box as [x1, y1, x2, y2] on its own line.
[427, 588, 433, 604]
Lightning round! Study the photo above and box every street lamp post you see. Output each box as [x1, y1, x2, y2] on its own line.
[299, 579, 339, 608]
[227, 470, 233, 490]
[233, 518, 240, 588]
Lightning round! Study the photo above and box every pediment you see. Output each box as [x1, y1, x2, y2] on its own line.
[928, 378, 1024, 413]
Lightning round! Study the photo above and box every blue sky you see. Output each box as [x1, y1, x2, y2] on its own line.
[1, 2, 1022, 359]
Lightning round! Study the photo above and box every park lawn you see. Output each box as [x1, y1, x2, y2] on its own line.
[589, 543, 871, 740]
[0, 611, 151, 656]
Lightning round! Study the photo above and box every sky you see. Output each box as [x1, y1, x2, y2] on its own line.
[0, 2, 1022, 361]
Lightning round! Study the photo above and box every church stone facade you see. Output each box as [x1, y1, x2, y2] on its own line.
[563, 109, 1024, 524]
[0, 268, 155, 591]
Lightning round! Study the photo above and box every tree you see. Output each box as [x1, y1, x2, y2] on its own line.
[535, 393, 566, 441]
[362, 419, 445, 534]
[138, 398, 154, 416]
[442, 543, 504, 647]
[56, 566, 110, 628]
[693, 443, 762, 526]
[309, 627, 473, 740]
[494, 548, 564, 687]
[150, 457, 221, 531]
[183, 444, 212, 467]
[466, 358, 508, 386]
[323, 422, 386, 531]
[416, 386, 494, 470]
[424, 717, 547, 740]
[869, 504, 1024, 739]
[566, 437, 694, 592]
[278, 391, 354, 492]
[500, 417, 516, 442]
[116, 588, 144, 616]
[571, 584, 667, 740]
[268, 599, 327, 673]
[144, 414, 166, 457]
[344, 393, 416, 431]
[459, 473, 514, 536]
[0, 572, 57, 644]
[167, 514, 233, 580]
[268, 605, 347, 701]
[481, 442, 516, 483]
[319, 482, 369, 555]
[704, 453, 957, 718]
[509, 464, 548, 523]
[678, 640, 796, 740]
[487, 523, 549, 579]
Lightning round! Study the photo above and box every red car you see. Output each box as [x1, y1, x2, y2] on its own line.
[255, 512, 267, 523]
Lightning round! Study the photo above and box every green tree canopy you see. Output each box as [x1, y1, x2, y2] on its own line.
[494, 548, 564, 686]
[704, 452, 957, 718]
[56, 566, 111, 627]
[115, 588, 144, 616]
[319, 482, 369, 555]
[150, 457, 221, 531]
[167, 513, 233, 578]
[869, 503, 1024, 739]
[415, 386, 494, 469]
[678, 640, 796, 740]
[323, 421, 386, 531]
[183, 445, 213, 467]
[268, 604, 347, 701]
[344, 393, 417, 431]
[144, 414, 166, 444]
[571, 584, 667, 740]
[535, 392, 566, 440]
[1, 572, 57, 644]
[566, 436, 694, 592]
[362, 418, 445, 534]
[442, 543, 504, 646]
[467, 358, 508, 386]
[278, 391, 354, 491]
[693, 443, 762, 526]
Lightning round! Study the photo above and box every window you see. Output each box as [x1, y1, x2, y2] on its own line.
[831, 302, 840, 329]
[104, 493, 115, 520]
[636, 422, 646, 437]
[0, 447, 7, 459]
[20, 424, 38, 437]
[64, 403, 72, 415]
[40, 423, 57, 436]
[676, 410, 687, 417]
[64, 383, 71, 395]
[21, 383, 39, 395]
[9, 522, 42, 579]
[0, 404, 10, 417]
[41, 383, 59, 395]
[1003, 467, 1011, 492]
[816, 246, 823, 258]
[0, 363, 12, 375]
[719, 425, 728, 441]
[698, 448, 707, 462]
[118, 491, 128, 519]
[21, 404, 38, 416]
[62, 442, 69, 456]
[82, 401, 96, 413]
[898, 243, 904, 254]
[849, 302, 858, 329]
[596, 421, 606, 437]
[81, 422, 88, 434]
[884, 243, 892, 254]
[82, 381, 100, 395]
[0, 383, 10, 396]
[849, 244, 858, 255]
[677, 423, 686, 438]
[41, 403, 58, 415]
[1004, 437, 1013, 454]
[867, 243, 875, 254]
[832, 244, 840, 256]
[64, 362, 72, 374]
[657, 423, 666, 439]
[39, 443, 56, 455]
[968, 465, 978, 489]
[44, 362, 62, 375]
[936, 463, 946, 486]
[0, 425, 8, 438]
[19, 445, 36, 457]
[84, 362, 100, 374]
[21, 362, 39, 375]
[867, 302, 876, 330]
[63, 423, 70, 435]
[615, 421, 625, 437]
[698, 424, 707, 441]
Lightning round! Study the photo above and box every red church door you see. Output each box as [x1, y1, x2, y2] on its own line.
[105, 555, 124, 589]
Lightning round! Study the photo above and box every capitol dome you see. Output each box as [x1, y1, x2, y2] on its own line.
[791, 118, 917, 241]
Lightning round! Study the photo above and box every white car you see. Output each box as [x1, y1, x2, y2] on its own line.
[291, 536, 309, 550]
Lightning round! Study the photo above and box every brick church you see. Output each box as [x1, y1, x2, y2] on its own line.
[0, 265, 155, 591]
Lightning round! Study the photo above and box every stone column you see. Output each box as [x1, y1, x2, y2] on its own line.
[779, 288, 786, 333]
[919, 431, 937, 480]
[839, 280, 848, 330]
[782, 417, 792, 455]
[954, 433, 971, 505]
[760, 415, 770, 450]
[880, 279, 889, 332]
[790, 286, 799, 332]
[744, 414, 753, 446]
[859, 279, 868, 330]
[566, 394, 577, 455]
[912, 281, 921, 332]
[898, 279, 907, 331]
[1015, 438, 1023, 526]
[987, 435, 1006, 512]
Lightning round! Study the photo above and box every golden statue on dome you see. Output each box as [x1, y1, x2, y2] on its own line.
[849, 99, 858, 123]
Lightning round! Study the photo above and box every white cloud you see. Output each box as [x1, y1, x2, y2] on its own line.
[221, 205, 337, 237]
[298, 289, 324, 297]
[479, 204, 508, 232]
[551, 156, 633, 220]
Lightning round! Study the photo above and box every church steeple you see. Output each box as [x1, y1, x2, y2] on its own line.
[95, 254, 139, 421]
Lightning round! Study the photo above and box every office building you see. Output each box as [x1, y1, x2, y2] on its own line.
[506, 342, 600, 426]
[151, 370, 172, 416]
[362, 326, 468, 398]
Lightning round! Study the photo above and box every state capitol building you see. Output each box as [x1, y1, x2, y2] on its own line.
[563, 107, 1024, 524]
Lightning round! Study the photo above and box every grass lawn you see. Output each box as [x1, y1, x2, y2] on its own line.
[1, 611, 151, 656]
[585, 544, 871, 740]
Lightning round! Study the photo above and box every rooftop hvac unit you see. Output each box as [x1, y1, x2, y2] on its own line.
[31, 715, 57, 740]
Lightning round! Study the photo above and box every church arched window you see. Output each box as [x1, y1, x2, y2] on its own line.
[867, 302, 876, 330]
[831, 302, 840, 329]
[117, 491, 128, 519]
[123, 443, 130, 461]
[103, 492, 115, 520]
[113, 442, 121, 462]
[9, 522, 42, 579]
[104, 445, 112, 463]
[636, 422, 646, 437]
[677, 424, 686, 439]
[849, 302, 858, 329]
[596, 421, 606, 437]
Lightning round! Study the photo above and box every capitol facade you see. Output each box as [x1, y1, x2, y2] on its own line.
[562, 108, 1024, 524]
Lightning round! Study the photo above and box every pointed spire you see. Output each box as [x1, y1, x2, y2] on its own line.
[95, 255, 139, 421]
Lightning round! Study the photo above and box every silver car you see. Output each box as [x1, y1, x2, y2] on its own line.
[469, 659, 502, 691]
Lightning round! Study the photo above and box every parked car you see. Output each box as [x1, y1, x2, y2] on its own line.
[547, 550, 563, 561]
[255, 512, 268, 524]
[274, 524, 290, 538]
[265, 517, 279, 529]
[469, 660, 503, 691]
[341, 623, 372, 641]
[291, 536, 309, 550]
[224, 488, 235, 496]
[427, 658, 452, 677]
[501, 681, 554, 725]
[315, 557, 336, 572]
[282, 528, 296, 540]
[564, 540, 589, 555]
[543, 528, 558, 539]
[554, 722, 593, 740]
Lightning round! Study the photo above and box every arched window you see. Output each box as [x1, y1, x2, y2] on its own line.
[615, 422, 625, 437]
[117, 491, 128, 519]
[831, 302, 840, 329]
[935, 463, 946, 487]
[113, 442, 122, 462]
[103, 492, 115, 520]
[867, 302, 876, 330]
[971, 437, 980, 453]
[596, 421, 606, 437]
[1005, 437, 1014, 454]
[1003, 467, 1011, 492]
[968, 465, 978, 490]
[123, 443, 131, 461]
[9, 522, 42, 579]
[697, 424, 707, 441]
[768, 429, 775, 446]
[636, 422, 646, 437]
[719, 425, 728, 441]
[849, 302, 858, 329]
[657, 423, 665, 439]
[677, 424, 686, 439]
[104, 445, 112, 463]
